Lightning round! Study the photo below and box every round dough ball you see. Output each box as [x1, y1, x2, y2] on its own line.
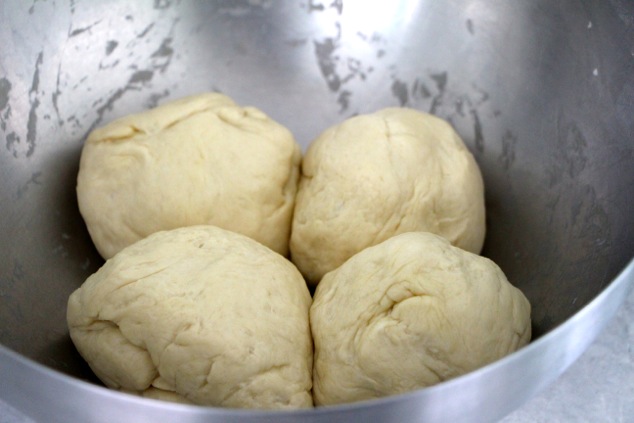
[67, 225, 313, 409]
[290, 108, 485, 285]
[310, 232, 531, 406]
[77, 92, 301, 259]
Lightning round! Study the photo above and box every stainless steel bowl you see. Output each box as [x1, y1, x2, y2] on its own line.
[1, 1, 633, 422]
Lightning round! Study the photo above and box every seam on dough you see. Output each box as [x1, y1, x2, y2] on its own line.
[79, 317, 158, 390]
[192, 352, 222, 396]
[160, 106, 219, 132]
[82, 317, 119, 331]
[95, 125, 145, 143]
[220, 363, 293, 406]
[107, 263, 174, 296]
[352, 279, 419, 348]
[369, 117, 411, 245]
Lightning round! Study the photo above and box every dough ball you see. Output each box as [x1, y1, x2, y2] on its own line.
[310, 232, 531, 406]
[77, 93, 301, 259]
[290, 108, 485, 285]
[67, 225, 313, 409]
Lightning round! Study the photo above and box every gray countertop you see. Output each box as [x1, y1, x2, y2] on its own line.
[501, 282, 634, 423]
[2, 285, 633, 423]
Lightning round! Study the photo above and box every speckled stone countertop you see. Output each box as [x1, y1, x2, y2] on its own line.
[2, 286, 632, 423]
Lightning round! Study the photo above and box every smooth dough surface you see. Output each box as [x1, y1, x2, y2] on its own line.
[67, 225, 313, 409]
[310, 232, 531, 406]
[77, 92, 301, 259]
[290, 108, 485, 285]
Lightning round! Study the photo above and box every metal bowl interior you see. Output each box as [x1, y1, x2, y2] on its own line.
[0, 1, 633, 422]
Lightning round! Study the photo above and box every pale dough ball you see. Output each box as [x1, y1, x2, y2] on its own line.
[67, 225, 313, 409]
[310, 232, 531, 406]
[290, 108, 485, 285]
[77, 92, 301, 259]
